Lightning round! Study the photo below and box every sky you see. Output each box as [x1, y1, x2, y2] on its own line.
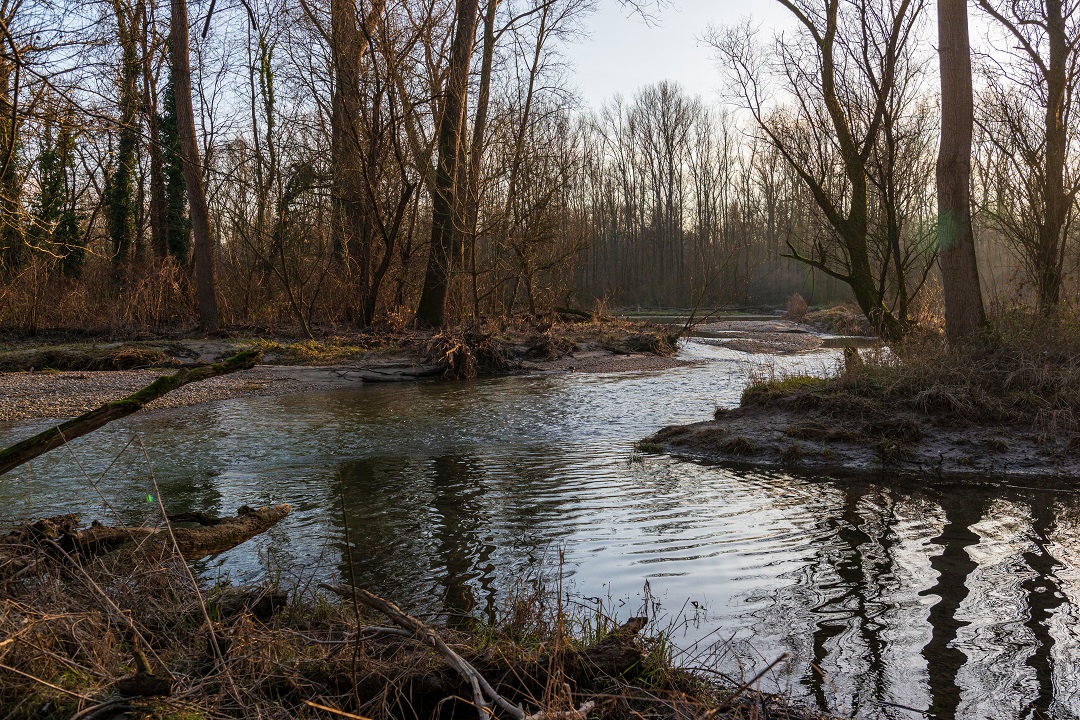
[566, 1, 1002, 110]
[568, 0, 798, 108]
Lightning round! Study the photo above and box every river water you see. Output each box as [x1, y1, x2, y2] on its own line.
[2, 340, 1079, 720]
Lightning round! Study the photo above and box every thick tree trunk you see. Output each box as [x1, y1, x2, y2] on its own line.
[936, 0, 985, 340]
[331, 0, 367, 321]
[169, 0, 221, 331]
[415, 0, 480, 328]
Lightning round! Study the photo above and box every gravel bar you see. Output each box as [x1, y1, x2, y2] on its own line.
[0, 366, 357, 423]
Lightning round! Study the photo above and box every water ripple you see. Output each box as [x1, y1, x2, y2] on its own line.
[2, 347, 1078, 718]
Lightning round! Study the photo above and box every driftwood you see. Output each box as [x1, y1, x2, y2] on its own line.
[2, 505, 292, 576]
[167, 504, 291, 560]
[322, 584, 630, 720]
[0, 349, 261, 476]
[351, 363, 448, 383]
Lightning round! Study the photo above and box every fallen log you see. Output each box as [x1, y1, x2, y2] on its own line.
[2, 505, 291, 576]
[554, 307, 593, 323]
[0, 350, 261, 476]
[168, 504, 291, 560]
[352, 363, 447, 383]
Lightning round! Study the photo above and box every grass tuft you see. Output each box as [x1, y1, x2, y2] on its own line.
[743, 308, 1080, 434]
[719, 436, 758, 456]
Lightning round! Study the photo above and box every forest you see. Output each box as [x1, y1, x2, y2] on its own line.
[0, 0, 1075, 335]
[5, 2, 1080, 719]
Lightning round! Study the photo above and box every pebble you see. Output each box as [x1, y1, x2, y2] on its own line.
[0, 367, 356, 423]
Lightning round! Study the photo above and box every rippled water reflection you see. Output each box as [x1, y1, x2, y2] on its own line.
[2, 342, 1079, 719]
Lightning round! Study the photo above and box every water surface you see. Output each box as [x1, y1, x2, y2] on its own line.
[2, 342, 1078, 720]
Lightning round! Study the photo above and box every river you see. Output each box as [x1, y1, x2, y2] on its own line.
[2, 340, 1078, 720]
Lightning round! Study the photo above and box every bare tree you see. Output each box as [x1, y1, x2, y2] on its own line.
[330, 0, 387, 325]
[710, 0, 929, 339]
[414, 0, 480, 327]
[974, 0, 1079, 312]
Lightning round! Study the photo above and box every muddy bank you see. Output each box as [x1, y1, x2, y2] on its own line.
[647, 394, 1080, 482]
[649, 311, 1080, 482]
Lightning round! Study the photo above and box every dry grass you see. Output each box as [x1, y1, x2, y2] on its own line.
[0, 257, 197, 335]
[743, 307, 1080, 433]
[0, 529, 831, 720]
[802, 305, 873, 336]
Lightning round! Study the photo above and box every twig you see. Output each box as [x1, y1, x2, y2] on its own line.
[0, 661, 93, 700]
[139, 437, 244, 708]
[68, 699, 135, 720]
[322, 583, 522, 720]
[336, 467, 363, 709]
[41, 539, 167, 673]
[710, 653, 791, 714]
[321, 584, 599, 720]
[304, 700, 375, 719]
[524, 700, 596, 720]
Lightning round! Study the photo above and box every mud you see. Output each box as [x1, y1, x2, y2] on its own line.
[647, 404, 1080, 482]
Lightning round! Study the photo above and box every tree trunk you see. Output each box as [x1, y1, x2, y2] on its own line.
[169, 0, 220, 331]
[140, 0, 168, 260]
[330, 0, 386, 325]
[331, 0, 366, 321]
[110, 0, 142, 272]
[1037, 0, 1068, 313]
[415, 0, 480, 328]
[936, 0, 985, 340]
[464, 0, 499, 318]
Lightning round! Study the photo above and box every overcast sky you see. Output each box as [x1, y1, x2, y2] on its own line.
[566, 1, 1000, 110]
[567, 0, 798, 107]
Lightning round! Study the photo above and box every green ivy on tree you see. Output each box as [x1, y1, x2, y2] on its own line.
[36, 115, 84, 275]
[160, 75, 190, 263]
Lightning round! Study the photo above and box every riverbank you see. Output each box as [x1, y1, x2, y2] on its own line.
[0, 317, 688, 423]
[647, 311, 1080, 481]
[0, 511, 832, 720]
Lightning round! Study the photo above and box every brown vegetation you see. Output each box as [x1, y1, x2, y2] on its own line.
[0, 512, 829, 720]
[650, 308, 1080, 479]
[747, 309, 1080, 432]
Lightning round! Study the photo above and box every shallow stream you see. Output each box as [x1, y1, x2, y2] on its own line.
[2, 341, 1079, 719]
